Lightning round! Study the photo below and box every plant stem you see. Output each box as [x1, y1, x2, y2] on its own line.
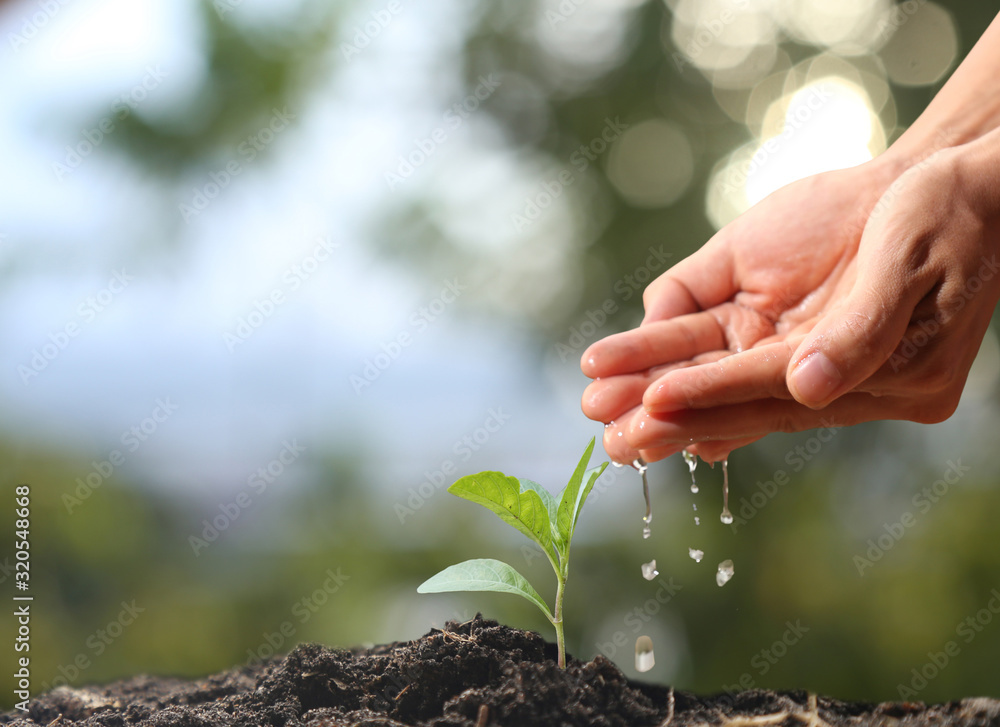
[554, 570, 566, 668]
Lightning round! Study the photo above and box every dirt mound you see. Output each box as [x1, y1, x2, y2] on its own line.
[3, 616, 998, 726]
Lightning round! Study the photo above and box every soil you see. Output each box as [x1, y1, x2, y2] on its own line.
[3, 616, 999, 727]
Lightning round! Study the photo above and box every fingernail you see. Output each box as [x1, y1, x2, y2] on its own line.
[790, 352, 841, 405]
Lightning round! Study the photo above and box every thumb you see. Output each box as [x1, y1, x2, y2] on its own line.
[787, 284, 919, 409]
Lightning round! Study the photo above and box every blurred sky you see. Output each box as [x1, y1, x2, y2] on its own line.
[0, 0, 994, 501]
[0, 0, 606, 502]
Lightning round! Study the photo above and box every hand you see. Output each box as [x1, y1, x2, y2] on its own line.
[581, 140, 1000, 464]
[581, 158, 895, 463]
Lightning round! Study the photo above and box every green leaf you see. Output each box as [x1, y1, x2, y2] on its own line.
[417, 558, 553, 621]
[556, 438, 608, 546]
[449, 472, 556, 561]
[575, 464, 607, 525]
[519, 478, 560, 545]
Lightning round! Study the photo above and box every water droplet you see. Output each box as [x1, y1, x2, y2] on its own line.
[720, 458, 733, 524]
[635, 636, 655, 672]
[694, 516, 700, 525]
[716, 559, 734, 587]
[683, 450, 699, 493]
[641, 559, 658, 580]
[634, 458, 652, 539]
[689, 548, 704, 563]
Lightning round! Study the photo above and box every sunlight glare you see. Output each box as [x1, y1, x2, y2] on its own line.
[745, 78, 879, 205]
[706, 76, 884, 228]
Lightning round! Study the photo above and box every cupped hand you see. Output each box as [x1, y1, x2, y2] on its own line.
[581, 142, 1000, 463]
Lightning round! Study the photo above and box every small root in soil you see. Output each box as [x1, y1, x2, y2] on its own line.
[710, 694, 833, 727]
[659, 687, 675, 727]
[474, 704, 489, 727]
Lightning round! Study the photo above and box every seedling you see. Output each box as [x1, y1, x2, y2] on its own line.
[417, 437, 607, 668]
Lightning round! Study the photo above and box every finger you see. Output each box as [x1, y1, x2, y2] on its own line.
[640, 273, 702, 324]
[787, 254, 934, 409]
[850, 304, 993, 398]
[643, 339, 801, 413]
[641, 234, 738, 324]
[626, 392, 899, 447]
[583, 372, 658, 424]
[582, 311, 727, 379]
[602, 408, 644, 464]
[584, 352, 734, 422]
[688, 436, 763, 463]
[637, 437, 761, 465]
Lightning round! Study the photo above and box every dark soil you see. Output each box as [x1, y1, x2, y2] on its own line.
[3, 616, 999, 727]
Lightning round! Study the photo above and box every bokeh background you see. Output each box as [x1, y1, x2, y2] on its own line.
[2, 0, 1000, 708]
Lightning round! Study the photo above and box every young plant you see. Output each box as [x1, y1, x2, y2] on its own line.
[417, 437, 607, 668]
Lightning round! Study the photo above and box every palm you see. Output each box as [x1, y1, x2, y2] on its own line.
[582, 162, 889, 463]
[652, 167, 877, 352]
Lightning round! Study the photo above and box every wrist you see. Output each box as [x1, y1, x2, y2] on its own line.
[841, 151, 917, 225]
[952, 126, 1000, 221]
[869, 13, 1000, 191]
[877, 126, 959, 180]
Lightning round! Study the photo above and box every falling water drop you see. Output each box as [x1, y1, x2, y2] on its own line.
[716, 559, 735, 587]
[635, 636, 655, 673]
[689, 548, 704, 563]
[682, 450, 699, 493]
[641, 559, 659, 580]
[634, 458, 651, 539]
[720, 459, 733, 524]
